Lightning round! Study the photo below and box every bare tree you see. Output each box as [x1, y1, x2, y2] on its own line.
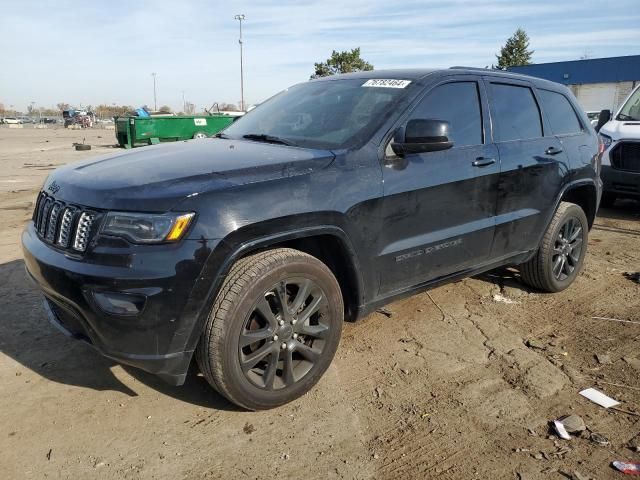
[56, 102, 70, 112]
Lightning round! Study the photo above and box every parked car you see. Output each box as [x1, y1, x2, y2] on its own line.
[3, 117, 22, 124]
[597, 84, 640, 206]
[586, 111, 600, 127]
[23, 68, 601, 410]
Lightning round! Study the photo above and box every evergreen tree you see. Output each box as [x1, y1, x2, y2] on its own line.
[495, 28, 534, 69]
[311, 48, 374, 79]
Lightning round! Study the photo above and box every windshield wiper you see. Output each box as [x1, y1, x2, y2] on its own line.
[242, 133, 296, 146]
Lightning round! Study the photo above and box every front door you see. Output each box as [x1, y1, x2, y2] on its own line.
[377, 77, 499, 297]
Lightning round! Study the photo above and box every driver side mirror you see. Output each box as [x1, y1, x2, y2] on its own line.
[391, 119, 454, 156]
[595, 109, 611, 132]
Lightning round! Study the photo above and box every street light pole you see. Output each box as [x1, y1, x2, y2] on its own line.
[151, 72, 157, 111]
[234, 14, 246, 111]
[182, 90, 186, 114]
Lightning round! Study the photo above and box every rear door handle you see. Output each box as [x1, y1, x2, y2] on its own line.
[545, 146, 564, 155]
[472, 157, 496, 167]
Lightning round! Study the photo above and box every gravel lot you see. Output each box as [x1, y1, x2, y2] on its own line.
[0, 126, 639, 479]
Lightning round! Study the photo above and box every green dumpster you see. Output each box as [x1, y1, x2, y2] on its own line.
[114, 114, 238, 148]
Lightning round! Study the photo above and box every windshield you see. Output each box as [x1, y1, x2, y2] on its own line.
[617, 87, 640, 121]
[223, 78, 415, 149]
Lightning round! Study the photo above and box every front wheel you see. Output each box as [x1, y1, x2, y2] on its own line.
[520, 201, 588, 292]
[196, 248, 343, 410]
[192, 131, 208, 139]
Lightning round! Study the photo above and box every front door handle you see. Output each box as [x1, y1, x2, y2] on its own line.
[545, 146, 564, 155]
[472, 157, 496, 167]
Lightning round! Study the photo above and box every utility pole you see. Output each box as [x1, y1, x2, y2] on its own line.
[151, 72, 157, 111]
[182, 90, 186, 114]
[234, 14, 246, 111]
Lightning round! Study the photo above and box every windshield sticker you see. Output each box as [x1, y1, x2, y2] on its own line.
[362, 79, 411, 88]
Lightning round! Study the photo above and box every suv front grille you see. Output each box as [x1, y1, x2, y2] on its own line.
[32, 192, 97, 252]
[610, 142, 640, 173]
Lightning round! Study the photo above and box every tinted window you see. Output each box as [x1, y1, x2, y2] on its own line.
[489, 83, 542, 142]
[538, 89, 582, 135]
[409, 82, 482, 147]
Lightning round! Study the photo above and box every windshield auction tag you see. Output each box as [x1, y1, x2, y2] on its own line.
[362, 79, 411, 88]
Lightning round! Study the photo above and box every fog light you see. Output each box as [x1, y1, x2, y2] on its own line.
[93, 291, 146, 316]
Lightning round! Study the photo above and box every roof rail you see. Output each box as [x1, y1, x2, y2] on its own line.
[449, 66, 500, 71]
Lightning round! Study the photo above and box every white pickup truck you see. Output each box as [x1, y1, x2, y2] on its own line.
[597, 84, 640, 206]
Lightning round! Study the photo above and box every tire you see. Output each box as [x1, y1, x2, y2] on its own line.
[520, 201, 588, 293]
[192, 131, 208, 139]
[599, 192, 616, 208]
[196, 248, 344, 410]
[75, 144, 91, 151]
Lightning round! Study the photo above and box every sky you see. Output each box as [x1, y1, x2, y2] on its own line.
[1, 0, 639, 112]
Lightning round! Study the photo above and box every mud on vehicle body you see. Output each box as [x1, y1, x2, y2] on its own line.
[23, 68, 601, 409]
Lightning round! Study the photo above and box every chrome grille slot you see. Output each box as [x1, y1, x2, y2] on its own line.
[72, 212, 95, 252]
[32, 191, 98, 254]
[38, 197, 53, 235]
[57, 207, 77, 248]
[45, 203, 63, 241]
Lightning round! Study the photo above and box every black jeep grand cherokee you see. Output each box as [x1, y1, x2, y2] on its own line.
[23, 68, 601, 410]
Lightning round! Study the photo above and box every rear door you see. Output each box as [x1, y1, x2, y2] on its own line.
[484, 78, 569, 258]
[377, 76, 500, 296]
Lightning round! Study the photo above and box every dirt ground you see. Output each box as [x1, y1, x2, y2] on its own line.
[0, 126, 639, 480]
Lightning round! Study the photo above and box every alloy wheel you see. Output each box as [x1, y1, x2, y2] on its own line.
[552, 217, 583, 281]
[238, 277, 330, 390]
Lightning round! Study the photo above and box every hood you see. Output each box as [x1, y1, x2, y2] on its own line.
[44, 139, 335, 211]
[599, 120, 640, 141]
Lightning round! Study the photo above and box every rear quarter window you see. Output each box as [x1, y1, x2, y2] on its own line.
[538, 89, 583, 135]
[489, 83, 542, 142]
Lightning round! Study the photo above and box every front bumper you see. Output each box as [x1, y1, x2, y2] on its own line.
[601, 165, 640, 198]
[22, 223, 220, 385]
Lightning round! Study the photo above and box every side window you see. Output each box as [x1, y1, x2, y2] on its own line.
[538, 89, 583, 135]
[489, 83, 542, 142]
[409, 82, 483, 147]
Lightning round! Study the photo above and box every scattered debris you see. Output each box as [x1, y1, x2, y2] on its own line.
[46, 448, 52, 461]
[597, 380, 640, 392]
[372, 453, 379, 460]
[579, 388, 620, 408]
[526, 338, 546, 350]
[553, 414, 586, 439]
[596, 353, 612, 365]
[591, 316, 640, 326]
[590, 432, 610, 446]
[426, 292, 447, 320]
[553, 420, 572, 440]
[374, 386, 384, 398]
[492, 293, 519, 304]
[400, 368, 409, 375]
[612, 461, 640, 475]
[376, 308, 393, 318]
[243, 423, 256, 435]
[623, 272, 640, 284]
[559, 415, 586, 433]
[281, 453, 290, 461]
[612, 407, 640, 418]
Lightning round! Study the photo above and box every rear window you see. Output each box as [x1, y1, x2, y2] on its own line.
[538, 89, 583, 135]
[489, 83, 542, 142]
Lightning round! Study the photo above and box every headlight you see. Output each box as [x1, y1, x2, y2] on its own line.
[599, 133, 612, 151]
[101, 212, 195, 243]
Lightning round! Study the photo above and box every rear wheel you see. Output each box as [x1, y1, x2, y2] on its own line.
[196, 248, 343, 410]
[520, 201, 588, 292]
[192, 131, 208, 139]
